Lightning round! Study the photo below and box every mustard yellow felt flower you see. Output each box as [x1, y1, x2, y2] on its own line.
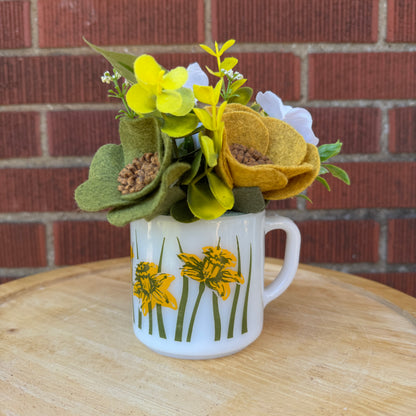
[178, 246, 244, 300]
[126, 54, 194, 117]
[133, 261, 177, 316]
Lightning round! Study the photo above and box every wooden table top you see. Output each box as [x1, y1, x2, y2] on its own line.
[1, 258, 415, 416]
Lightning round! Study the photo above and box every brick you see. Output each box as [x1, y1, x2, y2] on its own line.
[155, 52, 300, 101]
[267, 199, 297, 211]
[48, 111, 119, 156]
[309, 53, 416, 100]
[53, 221, 129, 266]
[387, 0, 416, 42]
[0, 223, 47, 267]
[38, 0, 204, 48]
[0, 112, 41, 158]
[307, 162, 416, 209]
[389, 107, 416, 153]
[309, 107, 381, 153]
[0, 56, 109, 105]
[0, 1, 31, 49]
[388, 218, 416, 263]
[0, 167, 88, 212]
[266, 220, 379, 263]
[212, 0, 378, 43]
[359, 272, 416, 297]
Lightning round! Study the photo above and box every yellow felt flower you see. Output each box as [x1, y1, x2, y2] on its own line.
[126, 54, 194, 117]
[178, 246, 244, 300]
[216, 104, 321, 200]
[133, 261, 177, 316]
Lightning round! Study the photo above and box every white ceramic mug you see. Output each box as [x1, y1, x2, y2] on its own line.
[130, 210, 300, 359]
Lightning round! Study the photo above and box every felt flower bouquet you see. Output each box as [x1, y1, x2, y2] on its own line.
[75, 40, 349, 226]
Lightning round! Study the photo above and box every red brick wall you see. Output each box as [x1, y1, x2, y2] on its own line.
[1, 0, 415, 297]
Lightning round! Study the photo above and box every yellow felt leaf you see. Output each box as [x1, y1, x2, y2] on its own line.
[218, 39, 236, 56]
[193, 85, 215, 105]
[217, 101, 228, 124]
[170, 87, 194, 116]
[230, 78, 246, 93]
[187, 181, 227, 220]
[205, 65, 221, 77]
[162, 66, 188, 90]
[134, 55, 162, 84]
[200, 135, 217, 167]
[220, 57, 238, 71]
[126, 83, 156, 114]
[161, 113, 199, 138]
[193, 108, 214, 130]
[213, 79, 223, 105]
[199, 43, 217, 57]
[207, 171, 234, 209]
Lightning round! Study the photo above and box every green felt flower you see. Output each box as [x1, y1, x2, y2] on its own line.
[75, 117, 190, 226]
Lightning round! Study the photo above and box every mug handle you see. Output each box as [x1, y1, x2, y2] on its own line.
[263, 212, 301, 307]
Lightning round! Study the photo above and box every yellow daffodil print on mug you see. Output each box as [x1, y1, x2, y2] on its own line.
[133, 261, 177, 316]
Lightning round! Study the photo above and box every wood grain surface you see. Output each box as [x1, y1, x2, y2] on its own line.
[1, 258, 415, 416]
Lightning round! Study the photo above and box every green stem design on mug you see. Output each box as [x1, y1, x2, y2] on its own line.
[175, 238, 189, 342]
[242, 243, 253, 334]
[156, 238, 167, 339]
[212, 292, 221, 341]
[186, 282, 205, 342]
[138, 307, 142, 329]
[148, 306, 153, 335]
[228, 236, 242, 339]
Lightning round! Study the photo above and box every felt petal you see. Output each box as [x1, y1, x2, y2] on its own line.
[107, 162, 190, 226]
[256, 91, 291, 119]
[75, 178, 130, 212]
[232, 187, 265, 213]
[88, 144, 125, 179]
[119, 117, 162, 164]
[126, 82, 156, 114]
[170, 87, 195, 116]
[263, 144, 320, 200]
[134, 54, 162, 84]
[162, 66, 188, 90]
[156, 90, 182, 115]
[184, 62, 209, 90]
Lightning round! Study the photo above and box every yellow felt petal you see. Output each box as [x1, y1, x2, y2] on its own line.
[162, 66, 188, 90]
[170, 87, 195, 116]
[223, 111, 269, 154]
[263, 117, 307, 166]
[156, 90, 182, 114]
[134, 55, 162, 84]
[126, 83, 156, 114]
[263, 144, 321, 200]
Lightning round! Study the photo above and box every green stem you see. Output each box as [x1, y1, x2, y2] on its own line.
[212, 293, 221, 341]
[138, 306, 142, 329]
[242, 244, 253, 334]
[186, 282, 205, 342]
[175, 237, 189, 342]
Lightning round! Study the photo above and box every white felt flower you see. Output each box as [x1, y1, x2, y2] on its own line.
[256, 91, 319, 145]
[184, 62, 209, 90]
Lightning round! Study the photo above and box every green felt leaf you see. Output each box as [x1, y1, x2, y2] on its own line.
[119, 117, 161, 164]
[207, 172, 234, 209]
[84, 38, 137, 84]
[316, 176, 331, 191]
[75, 177, 131, 212]
[200, 135, 217, 167]
[187, 180, 227, 220]
[88, 144, 124, 179]
[182, 149, 202, 185]
[170, 199, 198, 223]
[325, 164, 351, 185]
[107, 162, 190, 226]
[161, 113, 199, 138]
[318, 141, 342, 162]
[232, 187, 265, 213]
[228, 87, 253, 105]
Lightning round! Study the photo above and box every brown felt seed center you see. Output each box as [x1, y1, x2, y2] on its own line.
[117, 152, 160, 194]
[230, 143, 273, 166]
